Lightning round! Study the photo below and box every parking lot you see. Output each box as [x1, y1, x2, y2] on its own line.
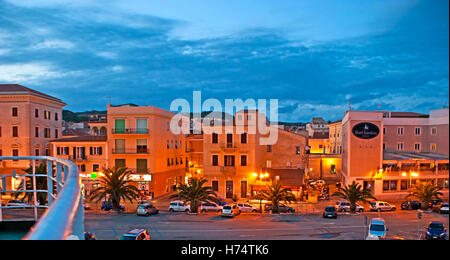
[84, 209, 449, 240]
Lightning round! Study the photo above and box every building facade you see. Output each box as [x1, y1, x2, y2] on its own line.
[341, 109, 449, 200]
[0, 84, 65, 190]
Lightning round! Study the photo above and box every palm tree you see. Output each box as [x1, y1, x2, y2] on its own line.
[16, 164, 48, 205]
[170, 178, 220, 213]
[89, 167, 141, 212]
[406, 182, 443, 210]
[260, 181, 296, 214]
[332, 181, 376, 213]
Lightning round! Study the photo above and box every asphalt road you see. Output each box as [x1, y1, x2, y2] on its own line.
[84, 209, 449, 240]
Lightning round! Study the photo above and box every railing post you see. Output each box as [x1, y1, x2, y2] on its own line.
[64, 165, 69, 182]
[32, 160, 38, 221]
[47, 160, 54, 206]
[56, 162, 63, 193]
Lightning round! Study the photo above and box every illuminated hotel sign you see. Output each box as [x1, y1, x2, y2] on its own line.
[352, 122, 380, 139]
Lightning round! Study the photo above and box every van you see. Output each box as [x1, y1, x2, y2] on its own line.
[169, 200, 190, 212]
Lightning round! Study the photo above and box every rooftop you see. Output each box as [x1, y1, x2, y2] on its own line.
[390, 112, 429, 118]
[0, 84, 65, 104]
[50, 136, 107, 143]
[383, 151, 449, 161]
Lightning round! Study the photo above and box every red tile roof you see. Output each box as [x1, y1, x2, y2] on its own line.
[311, 132, 329, 139]
[0, 84, 65, 104]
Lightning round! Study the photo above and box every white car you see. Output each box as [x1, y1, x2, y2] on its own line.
[169, 200, 190, 212]
[368, 218, 388, 239]
[200, 202, 223, 212]
[370, 201, 396, 212]
[335, 201, 365, 212]
[221, 204, 241, 218]
[237, 203, 259, 213]
[440, 203, 449, 214]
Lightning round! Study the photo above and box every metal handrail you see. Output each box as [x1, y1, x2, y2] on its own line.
[0, 156, 83, 240]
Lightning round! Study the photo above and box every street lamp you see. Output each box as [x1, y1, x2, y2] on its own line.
[402, 172, 419, 188]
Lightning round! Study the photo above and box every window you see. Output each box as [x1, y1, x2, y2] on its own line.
[0, 127, 2, 137]
[137, 139, 148, 153]
[397, 127, 404, 136]
[383, 143, 386, 150]
[55, 113, 59, 121]
[115, 159, 126, 168]
[267, 145, 272, 153]
[397, 143, 404, 151]
[44, 128, 50, 138]
[136, 159, 147, 173]
[80, 164, 86, 172]
[44, 111, 51, 120]
[415, 127, 421, 136]
[383, 128, 386, 135]
[241, 133, 247, 144]
[241, 155, 247, 166]
[212, 155, 219, 166]
[35, 109, 39, 118]
[55, 129, 58, 139]
[224, 155, 235, 166]
[431, 144, 437, 151]
[114, 119, 126, 133]
[12, 126, 18, 137]
[383, 180, 398, 191]
[136, 119, 147, 133]
[212, 133, 218, 144]
[167, 140, 170, 149]
[12, 107, 18, 117]
[401, 180, 409, 191]
[12, 149, 19, 160]
[212, 181, 219, 192]
[93, 164, 99, 172]
[35, 127, 39, 138]
[226, 133, 233, 146]
[430, 127, 437, 136]
[35, 149, 40, 156]
[414, 143, 421, 152]
[296, 146, 301, 155]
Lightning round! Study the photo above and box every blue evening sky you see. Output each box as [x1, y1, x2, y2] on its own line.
[0, 0, 448, 121]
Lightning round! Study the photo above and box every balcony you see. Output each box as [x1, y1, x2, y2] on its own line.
[220, 143, 237, 152]
[112, 148, 149, 154]
[112, 128, 149, 134]
[68, 155, 88, 162]
[0, 156, 84, 240]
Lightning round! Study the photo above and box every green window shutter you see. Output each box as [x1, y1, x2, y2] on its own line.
[115, 119, 125, 133]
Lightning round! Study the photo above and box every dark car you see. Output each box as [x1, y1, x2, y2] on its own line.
[101, 201, 125, 211]
[401, 200, 421, 210]
[84, 232, 96, 240]
[425, 222, 447, 240]
[323, 206, 337, 219]
[264, 203, 295, 213]
[428, 199, 443, 209]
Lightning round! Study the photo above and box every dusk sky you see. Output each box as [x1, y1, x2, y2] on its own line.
[0, 0, 448, 122]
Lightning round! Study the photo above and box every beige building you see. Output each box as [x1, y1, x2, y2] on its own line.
[328, 120, 343, 154]
[0, 85, 65, 190]
[341, 109, 449, 200]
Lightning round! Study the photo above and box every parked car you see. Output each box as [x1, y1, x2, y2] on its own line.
[169, 200, 190, 212]
[264, 203, 295, 213]
[335, 201, 365, 212]
[101, 201, 124, 211]
[84, 232, 96, 240]
[221, 204, 241, 218]
[6, 200, 31, 208]
[368, 218, 388, 239]
[137, 204, 159, 216]
[370, 201, 396, 212]
[401, 200, 421, 210]
[323, 206, 337, 219]
[310, 180, 326, 186]
[217, 198, 228, 206]
[425, 222, 447, 240]
[119, 229, 151, 240]
[428, 199, 443, 209]
[237, 203, 259, 213]
[200, 202, 223, 213]
[439, 203, 449, 214]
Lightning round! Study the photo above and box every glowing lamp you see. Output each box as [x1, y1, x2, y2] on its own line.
[402, 172, 407, 177]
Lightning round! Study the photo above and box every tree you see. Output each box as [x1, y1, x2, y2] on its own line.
[16, 164, 48, 205]
[260, 181, 296, 214]
[89, 167, 141, 212]
[332, 181, 376, 213]
[170, 178, 220, 213]
[406, 182, 443, 210]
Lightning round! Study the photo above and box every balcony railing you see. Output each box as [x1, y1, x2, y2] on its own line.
[128, 168, 150, 174]
[112, 148, 149, 154]
[68, 155, 88, 162]
[220, 166, 236, 175]
[112, 128, 149, 134]
[0, 156, 84, 240]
